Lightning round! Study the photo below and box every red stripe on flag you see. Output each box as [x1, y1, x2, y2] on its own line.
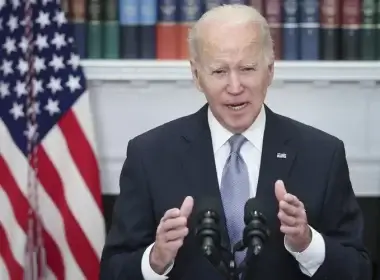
[0, 157, 29, 232]
[59, 110, 103, 210]
[36, 147, 100, 279]
[0, 224, 24, 280]
[0, 156, 65, 280]
[41, 229, 65, 280]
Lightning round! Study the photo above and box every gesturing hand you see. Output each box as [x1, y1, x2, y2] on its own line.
[150, 196, 194, 275]
[275, 180, 311, 253]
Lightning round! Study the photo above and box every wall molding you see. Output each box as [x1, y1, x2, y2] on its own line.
[82, 60, 380, 83]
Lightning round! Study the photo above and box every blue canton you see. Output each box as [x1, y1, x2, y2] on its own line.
[0, 0, 87, 156]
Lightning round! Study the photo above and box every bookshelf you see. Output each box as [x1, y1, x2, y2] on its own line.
[82, 60, 380, 83]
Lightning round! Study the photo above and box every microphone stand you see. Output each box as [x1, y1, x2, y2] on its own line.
[213, 245, 240, 280]
[198, 211, 269, 280]
[232, 240, 247, 280]
[207, 238, 263, 280]
[211, 241, 246, 280]
[228, 218, 271, 280]
[225, 239, 260, 280]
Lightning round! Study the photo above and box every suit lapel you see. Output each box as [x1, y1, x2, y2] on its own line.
[242, 107, 298, 278]
[179, 105, 232, 252]
[256, 105, 297, 229]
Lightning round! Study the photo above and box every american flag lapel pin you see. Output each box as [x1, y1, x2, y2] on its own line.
[277, 153, 287, 159]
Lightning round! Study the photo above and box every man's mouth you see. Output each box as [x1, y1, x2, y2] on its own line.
[226, 102, 248, 111]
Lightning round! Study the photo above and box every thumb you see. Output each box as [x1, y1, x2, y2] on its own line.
[180, 196, 194, 218]
[275, 180, 287, 202]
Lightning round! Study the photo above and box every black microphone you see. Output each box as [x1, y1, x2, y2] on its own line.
[243, 198, 270, 256]
[194, 197, 222, 266]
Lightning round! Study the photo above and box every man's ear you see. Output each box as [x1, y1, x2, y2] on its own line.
[267, 61, 274, 86]
[190, 59, 203, 92]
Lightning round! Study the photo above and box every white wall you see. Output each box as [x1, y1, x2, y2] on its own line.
[83, 61, 380, 196]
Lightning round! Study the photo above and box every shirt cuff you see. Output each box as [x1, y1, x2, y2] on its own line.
[141, 243, 174, 280]
[284, 225, 326, 277]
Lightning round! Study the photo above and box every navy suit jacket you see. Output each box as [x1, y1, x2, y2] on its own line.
[99, 104, 372, 280]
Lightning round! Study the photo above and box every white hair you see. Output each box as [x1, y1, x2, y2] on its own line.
[188, 4, 274, 65]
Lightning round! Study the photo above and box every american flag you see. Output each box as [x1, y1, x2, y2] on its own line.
[0, 0, 105, 279]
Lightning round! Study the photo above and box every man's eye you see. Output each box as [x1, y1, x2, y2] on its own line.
[212, 69, 226, 75]
[242, 67, 256, 71]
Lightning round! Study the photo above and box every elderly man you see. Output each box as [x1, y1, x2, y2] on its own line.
[99, 4, 371, 280]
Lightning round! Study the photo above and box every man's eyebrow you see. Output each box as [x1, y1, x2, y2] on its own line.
[241, 62, 258, 67]
[208, 62, 258, 69]
[209, 64, 224, 69]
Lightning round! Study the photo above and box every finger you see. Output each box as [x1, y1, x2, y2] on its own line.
[274, 180, 287, 202]
[277, 210, 297, 226]
[280, 225, 301, 236]
[161, 217, 187, 232]
[161, 208, 181, 222]
[180, 196, 194, 218]
[279, 200, 306, 219]
[279, 200, 299, 217]
[166, 239, 184, 250]
[165, 227, 189, 241]
[283, 193, 302, 208]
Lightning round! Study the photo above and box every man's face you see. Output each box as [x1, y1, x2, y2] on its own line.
[191, 22, 274, 133]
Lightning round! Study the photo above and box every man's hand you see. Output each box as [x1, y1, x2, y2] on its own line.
[275, 180, 312, 253]
[150, 196, 194, 275]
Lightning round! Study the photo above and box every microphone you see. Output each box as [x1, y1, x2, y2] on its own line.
[243, 198, 270, 256]
[194, 197, 235, 279]
[194, 197, 222, 266]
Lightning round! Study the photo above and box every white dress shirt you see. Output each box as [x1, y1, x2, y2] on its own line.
[141, 106, 326, 279]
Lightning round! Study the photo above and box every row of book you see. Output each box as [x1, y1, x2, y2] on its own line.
[62, 0, 380, 61]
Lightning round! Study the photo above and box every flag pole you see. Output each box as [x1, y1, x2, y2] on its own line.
[24, 0, 46, 279]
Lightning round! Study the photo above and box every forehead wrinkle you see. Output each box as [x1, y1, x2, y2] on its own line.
[195, 22, 262, 63]
[199, 40, 262, 68]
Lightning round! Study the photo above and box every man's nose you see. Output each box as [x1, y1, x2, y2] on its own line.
[226, 71, 243, 95]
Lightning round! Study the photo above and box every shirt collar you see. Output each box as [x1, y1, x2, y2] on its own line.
[208, 104, 266, 153]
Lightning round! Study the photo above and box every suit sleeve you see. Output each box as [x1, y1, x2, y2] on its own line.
[311, 141, 372, 280]
[99, 139, 156, 280]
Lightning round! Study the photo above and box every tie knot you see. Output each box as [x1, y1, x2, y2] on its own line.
[228, 134, 247, 154]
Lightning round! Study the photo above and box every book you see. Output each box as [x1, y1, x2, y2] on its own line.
[360, 0, 377, 60]
[140, 0, 157, 58]
[265, 0, 283, 60]
[71, 0, 87, 58]
[300, 0, 320, 60]
[341, 0, 361, 60]
[104, 0, 120, 58]
[320, 0, 340, 60]
[178, 0, 202, 59]
[156, 0, 178, 59]
[283, 0, 300, 60]
[119, 0, 140, 58]
[376, 0, 380, 59]
[204, 0, 225, 11]
[87, 0, 103, 58]
[61, 0, 70, 16]
[248, 0, 265, 15]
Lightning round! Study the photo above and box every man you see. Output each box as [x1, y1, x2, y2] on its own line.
[99, 4, 372, 280]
